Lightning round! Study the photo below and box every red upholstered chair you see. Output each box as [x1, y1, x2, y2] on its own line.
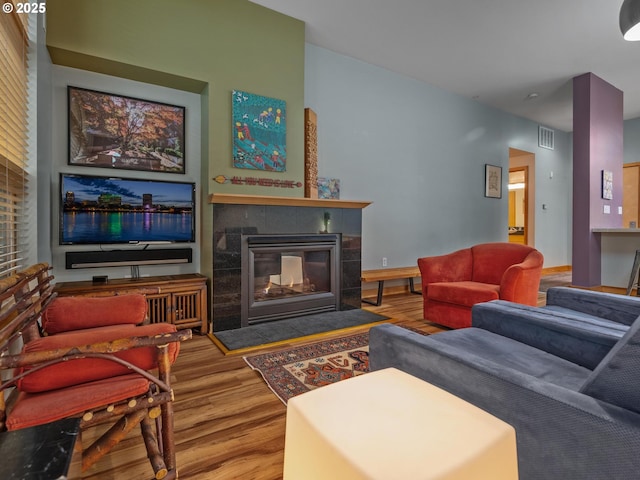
[0, 264, 191, 480]
[418, 242, 544, 329]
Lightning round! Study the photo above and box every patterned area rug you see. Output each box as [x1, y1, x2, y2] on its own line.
[244, 327, 427, 404]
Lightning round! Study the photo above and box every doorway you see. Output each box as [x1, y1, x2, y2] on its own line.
[508, 148, 535, 246]
[508, 167, 527, 244]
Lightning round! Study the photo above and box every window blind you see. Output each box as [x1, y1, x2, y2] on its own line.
[0, 4, 29, 277]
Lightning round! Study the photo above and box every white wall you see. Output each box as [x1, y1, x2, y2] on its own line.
[305, 44, 573, 270]
[47, 66, 202, 282]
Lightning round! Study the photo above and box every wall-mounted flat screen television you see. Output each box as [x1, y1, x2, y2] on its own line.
[60, 173, 195, 245]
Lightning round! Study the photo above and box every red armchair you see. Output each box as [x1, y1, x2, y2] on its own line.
[418, 242, 544, 329]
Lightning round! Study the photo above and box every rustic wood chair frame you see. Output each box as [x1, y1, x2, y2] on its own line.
[0, 263, 192, 480]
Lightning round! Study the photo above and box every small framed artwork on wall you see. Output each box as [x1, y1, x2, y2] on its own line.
[485, 164, 502, 198]
[318, 177, 340, 199]
[602, 170, 613, 200]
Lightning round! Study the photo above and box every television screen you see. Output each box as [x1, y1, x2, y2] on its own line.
[60, 173, 195, 245]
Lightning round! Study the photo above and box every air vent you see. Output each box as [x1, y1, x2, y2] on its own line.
[539, 126, 555, 150]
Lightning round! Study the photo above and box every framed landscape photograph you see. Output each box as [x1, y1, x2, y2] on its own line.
[485, 164, 502, 198]
[68, 86, 186, 173]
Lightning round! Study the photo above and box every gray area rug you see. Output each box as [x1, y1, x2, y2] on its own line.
[213, 309, 389, 351]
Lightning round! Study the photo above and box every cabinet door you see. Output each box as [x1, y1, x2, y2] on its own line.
[146, 293, 172, 324]
[172, 291, 203, 328]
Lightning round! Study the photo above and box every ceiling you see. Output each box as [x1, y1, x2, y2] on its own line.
[250, 0, 640, 133]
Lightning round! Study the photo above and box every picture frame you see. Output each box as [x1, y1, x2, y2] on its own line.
[485, 164, 502, 198]
[318, 177, 340, 199]
[602, 170, 613, 200]
[68, 86, 186, 173]
[232, 90, 286, 171]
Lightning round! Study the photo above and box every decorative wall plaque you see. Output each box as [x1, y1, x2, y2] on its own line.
[213, 175, 302, 188]
[304, 108, 318, 198]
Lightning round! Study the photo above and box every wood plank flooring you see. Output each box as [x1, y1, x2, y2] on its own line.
[80, 292, 441, 479]
[80, 276, 573, 479]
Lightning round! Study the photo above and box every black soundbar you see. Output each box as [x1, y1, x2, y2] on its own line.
[65, 248, 193, 269]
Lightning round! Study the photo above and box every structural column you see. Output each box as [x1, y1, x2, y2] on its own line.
[572, 73, 623, 287]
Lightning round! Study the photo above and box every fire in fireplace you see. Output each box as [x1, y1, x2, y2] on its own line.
[241, 234, 341, 325]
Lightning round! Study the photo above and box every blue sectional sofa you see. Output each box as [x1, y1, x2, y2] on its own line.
[472, 287, 640, 369]
[368, 288, 640, 479]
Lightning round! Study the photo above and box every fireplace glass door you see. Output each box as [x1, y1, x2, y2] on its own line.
[242, 235, 340, 325]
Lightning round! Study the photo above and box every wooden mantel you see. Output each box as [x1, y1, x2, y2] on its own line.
[209, 193, 371, 209]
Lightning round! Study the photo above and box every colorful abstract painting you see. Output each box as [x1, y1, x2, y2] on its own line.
[232, 90, 286, 171]
[318, 177, 340, 199]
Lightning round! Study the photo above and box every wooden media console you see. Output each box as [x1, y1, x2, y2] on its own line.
[54, 273, 209, 333]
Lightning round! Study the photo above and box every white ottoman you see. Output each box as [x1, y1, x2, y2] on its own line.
[283, 367, 518, 480]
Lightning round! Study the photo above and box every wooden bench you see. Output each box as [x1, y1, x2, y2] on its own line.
[361, 266, 422, 306]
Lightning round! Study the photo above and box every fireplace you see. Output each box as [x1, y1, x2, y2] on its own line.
[210, 194, 371, 332]
[241, 234, 340, 325]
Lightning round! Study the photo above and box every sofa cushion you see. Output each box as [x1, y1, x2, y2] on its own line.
[6, 374, 151, 431]
[472, 300, 626, 369]
[547, 287, 640, 326]
[427, 327, 592, 390]
[428, 281, 499, 307]
[42, 294, 148, 334]
[580, 317, 640, 414]
[541, 306, 630, 334]
[16, 322, 179, 393]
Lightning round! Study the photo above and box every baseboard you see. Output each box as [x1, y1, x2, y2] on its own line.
[542, 283, 629, 295]
[590, 285, 627, 295]
[362, 267, 585, 298]
[541, 265, 571, 275]
[364, 267, 576, 298]
[538, 267, 628, 295]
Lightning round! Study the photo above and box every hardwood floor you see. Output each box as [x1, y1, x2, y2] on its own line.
[79, 292, 441, 479]
[80, 280, 566, 480]
[79, 273, 576, 478]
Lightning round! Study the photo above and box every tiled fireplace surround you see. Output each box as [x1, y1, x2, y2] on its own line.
[211, 194, 370, 332]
